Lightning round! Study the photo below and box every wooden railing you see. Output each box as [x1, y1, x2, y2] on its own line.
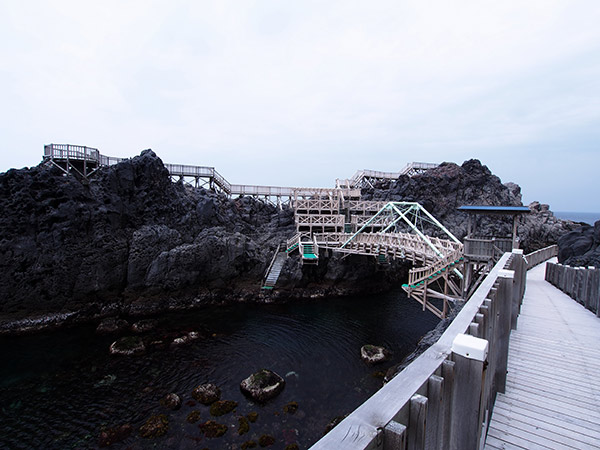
[400, 161, 439, 176]
[345, 163, 438, 188]
[231, 184, 297, 197]
[346, 200, 389, 213]
[98, 155, 126, 166]
[310, 250, 528, 450]
[314, 232, 461, 259]
[44, 144, 100, 162]
[294, 198, 341, 212]
[545, 261, 600, 316]
[407, 250, 463, 287]
[295, 214, 345, 227]
[464, 237, 512, 260]
[525, 244, 558, 269]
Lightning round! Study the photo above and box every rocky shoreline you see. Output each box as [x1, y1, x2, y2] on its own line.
[0, 151, 580, 334]
[558, 219, 600, 267]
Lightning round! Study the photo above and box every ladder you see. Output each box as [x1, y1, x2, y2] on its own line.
[262, 249, 287, 289]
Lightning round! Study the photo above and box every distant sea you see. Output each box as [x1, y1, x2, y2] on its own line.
[554, 211, 600, 225]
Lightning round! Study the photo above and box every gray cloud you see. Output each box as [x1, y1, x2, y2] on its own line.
[1, 0, 599, 211]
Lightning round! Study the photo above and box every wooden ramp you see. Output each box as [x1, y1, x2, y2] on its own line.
[485, 258, 600, 450]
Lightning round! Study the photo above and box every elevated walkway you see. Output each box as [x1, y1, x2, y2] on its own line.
[336, 162, 439, 189]
[42, 144, 435, 206]
[485, 259, 600, 450]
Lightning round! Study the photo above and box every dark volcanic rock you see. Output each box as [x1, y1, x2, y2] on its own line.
[520, 202, 579, 254]
[0, 151, 293, 332]
[96, 317, 129, 334]
[109, 336, 146, 356]
[0, 153, 578, 333]
[360, 344, 392, 365]
[199, 420, 228, 438]
[0, 150, 404, 334]
[139, 414, 169, 439]
[363, 160, 578, 253]
[192, 383, 221, 405]
[558, 220, 600, 267]
[364, 159, 521, 239]
[209, 400, 238, 416]
[160, 393, 181, 410]
[240, 369, 285, 402]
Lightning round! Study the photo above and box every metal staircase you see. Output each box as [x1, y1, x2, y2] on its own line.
[262, 246, 287, 290]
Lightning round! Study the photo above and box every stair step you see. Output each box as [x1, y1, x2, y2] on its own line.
[262, 252, 287, 289]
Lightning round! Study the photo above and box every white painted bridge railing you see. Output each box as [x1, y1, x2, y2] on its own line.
[310, 247, 538, 450]
[313, 232, 461, 262]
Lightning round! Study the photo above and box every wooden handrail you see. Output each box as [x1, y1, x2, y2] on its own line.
[310, 251, 527, 449]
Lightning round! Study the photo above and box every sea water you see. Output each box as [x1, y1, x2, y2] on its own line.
[0, 290, 438, 449]
[554, 211, 600, 225]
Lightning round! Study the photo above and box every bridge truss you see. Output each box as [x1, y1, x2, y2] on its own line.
[286, 200, 465, 318]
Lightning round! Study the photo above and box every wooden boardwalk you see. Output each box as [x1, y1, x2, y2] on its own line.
[485, 258, 600, 450]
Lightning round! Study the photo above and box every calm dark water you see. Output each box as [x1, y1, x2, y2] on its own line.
[0, 291, 438, 449]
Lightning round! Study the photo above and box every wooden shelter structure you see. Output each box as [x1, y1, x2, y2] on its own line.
[458, 205, 530, 297]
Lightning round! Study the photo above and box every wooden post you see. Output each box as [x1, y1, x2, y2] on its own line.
[449, 334, 489, 450]
[511, 214, 518, 249]
[385, 421, 407, 450]
[408, 394, 428, 450]
[589, 268, 599, 315]
[575, 268, 584, 305]
[440, 360, 455, 448]
[474, 312, 485, 339]
[425, 375, 444, 450]
[582, 268, 590, 309]
[510, 250, 523, 329]
[494, 270, 514, 395]
[561, 265, 569, 293]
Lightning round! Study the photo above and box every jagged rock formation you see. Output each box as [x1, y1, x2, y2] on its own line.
[363, 159, 578, 253]
[558, 220, 600, 267]
[0, 153, 578, 333]
[0, 151, 397, 333]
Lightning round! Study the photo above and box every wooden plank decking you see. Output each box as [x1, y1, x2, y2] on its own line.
[485, 258, 600, 450]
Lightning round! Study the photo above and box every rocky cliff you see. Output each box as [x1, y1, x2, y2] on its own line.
[0, 151, 400, 334]
[558, 220, 600, 267]
[0, 153, 576, 334]
[363, 159, 578, 253]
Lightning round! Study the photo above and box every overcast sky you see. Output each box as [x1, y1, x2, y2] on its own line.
[1, 1, 599, 212]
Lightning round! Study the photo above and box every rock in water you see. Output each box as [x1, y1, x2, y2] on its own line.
[240, 369, 285, 402]
[96, 317, 129, 334]
[139, 414, 169, 438]
[131, 319, 157, 333]
[199, 420, 228, 438]
[109, 336, 146, 356]
[160, 393, 181, 410]
[191, 383, 221, 405]
[170, 331, 200, 347]
[209, 400, 238, 416]
[360, 345, 391, 365]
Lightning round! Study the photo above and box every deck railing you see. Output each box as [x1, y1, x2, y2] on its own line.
[545, 260, 600, 316]
[44, 144, 100, 162]
[407, 249, 464, 286]
[310, 249, 532, 450]
[525, 244, 558, 269]
[464, 237, 512, 260]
